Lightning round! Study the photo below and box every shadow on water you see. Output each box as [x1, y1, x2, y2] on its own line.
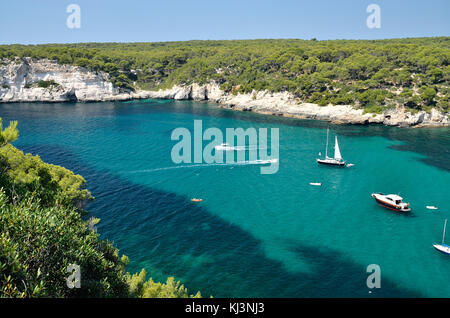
[19, 143, 423, 298]
[283, 241, 421, 297]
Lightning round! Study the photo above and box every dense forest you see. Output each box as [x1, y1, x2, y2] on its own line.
[0, 119, 201, 298]
[1, 38, 449, 114]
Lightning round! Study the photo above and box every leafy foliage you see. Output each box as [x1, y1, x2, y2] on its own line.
[0, 119, 202, 298]
[127, 269, 202, 298]
[0, 144, 91, 209]
[0, 190, 130, 297]
[1, 38, 449, 111]
[0, 119, 18, 147]
[37, 80, 59, 88]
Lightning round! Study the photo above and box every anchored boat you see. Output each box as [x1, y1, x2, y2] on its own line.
[316, 128, 346, 167]
[371, 193, 411, 212]
[434, 219, 450, 255]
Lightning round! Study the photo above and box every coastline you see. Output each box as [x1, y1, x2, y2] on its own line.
[1, 58, 448, 128]
[139, 83, 449, 128]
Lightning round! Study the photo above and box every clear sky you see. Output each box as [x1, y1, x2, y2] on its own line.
[0, 0, 449, 44]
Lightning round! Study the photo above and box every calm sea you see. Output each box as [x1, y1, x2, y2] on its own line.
[1, 100, 449, 297]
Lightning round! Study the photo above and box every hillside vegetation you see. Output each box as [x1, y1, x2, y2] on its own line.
[1, 38, 449, 113]
[0, 119, 201, 298]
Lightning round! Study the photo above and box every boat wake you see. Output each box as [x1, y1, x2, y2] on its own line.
[214, 143, 265, 151]
[127, 159, 278, 174]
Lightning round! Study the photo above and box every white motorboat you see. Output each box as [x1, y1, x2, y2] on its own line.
[214, 143, 234, 151]
[371, 193, 411, 212]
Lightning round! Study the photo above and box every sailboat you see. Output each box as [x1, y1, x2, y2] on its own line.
[316, 128, 346, 167]
[433, 219, 450, 255]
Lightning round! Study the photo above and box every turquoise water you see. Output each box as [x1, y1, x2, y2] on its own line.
[1, 100, 449, 297]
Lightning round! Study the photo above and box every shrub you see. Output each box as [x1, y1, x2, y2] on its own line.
[37, 80, 59, 88]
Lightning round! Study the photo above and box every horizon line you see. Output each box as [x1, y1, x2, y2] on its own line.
[1, 35, 449, 46]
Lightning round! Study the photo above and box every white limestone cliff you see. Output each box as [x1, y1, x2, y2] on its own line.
[141, 84, 449, 127]
[0, 58, 130, 102]
[1, 58, 448, 127]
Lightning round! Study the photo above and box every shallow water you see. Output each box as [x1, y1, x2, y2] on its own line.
[1, 99, 449, 297]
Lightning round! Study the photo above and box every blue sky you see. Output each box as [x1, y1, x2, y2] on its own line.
[0, 0, 448, 44]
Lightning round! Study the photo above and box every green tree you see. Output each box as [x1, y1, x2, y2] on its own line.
[126, 269, 202, 298]
[421, 86, 437, 105]
[0, 119, 18, 147]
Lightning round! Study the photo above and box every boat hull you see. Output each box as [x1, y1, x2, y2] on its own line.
[316, 159, 346, 167]
[371, 194, 411, 212]
[433, 244, 450, 255]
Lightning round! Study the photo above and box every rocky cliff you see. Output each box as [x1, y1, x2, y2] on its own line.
[142, 83, 449, 128]
[0, 58, 131, 102]
[1, 58, 448, 127]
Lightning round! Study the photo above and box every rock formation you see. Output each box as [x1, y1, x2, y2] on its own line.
[1, 58, 448, 127]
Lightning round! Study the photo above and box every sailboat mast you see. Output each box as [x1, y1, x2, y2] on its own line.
[325, 128, 329, 158]
[443, 219, 447, 244]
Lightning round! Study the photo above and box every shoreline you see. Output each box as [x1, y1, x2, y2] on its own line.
[0, 58, 448, 128]
[2, 89, 449, 129]
[129, 83, 450, 128]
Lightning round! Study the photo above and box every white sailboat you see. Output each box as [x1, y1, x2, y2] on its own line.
[433, 219, 450, 255]
[316, 128, 346, 167]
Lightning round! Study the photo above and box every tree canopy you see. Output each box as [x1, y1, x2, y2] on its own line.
[1, 38, 449, 113]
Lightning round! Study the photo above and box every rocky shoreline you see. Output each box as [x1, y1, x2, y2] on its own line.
[141, 83, 449, 128]
[1, 58, 448, 128]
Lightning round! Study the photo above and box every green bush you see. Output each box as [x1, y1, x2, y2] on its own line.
[0, 189, 130, 297]
[0, 119, 202, 298]
[126, 269, 202, 298]
[37, 80, 59, 88]
[362, 104, 385, 114]
[0, 144, 91, 208]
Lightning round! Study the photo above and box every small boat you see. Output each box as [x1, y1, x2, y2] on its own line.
[215, 143, 234, 151]
[191, 198, 203, 202]
[433, 219, 450, 255]
[316, 128, 346, 167]
[371, 193, 411, 212]
[254, 158, 278, 164]
[309, 182, 322, 186]
[346, 163, 355, 167]
[426, 206, 438, 210]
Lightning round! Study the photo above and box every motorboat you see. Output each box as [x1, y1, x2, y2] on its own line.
[371, 193, 411, 212]
[214, 143, 234, 151]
